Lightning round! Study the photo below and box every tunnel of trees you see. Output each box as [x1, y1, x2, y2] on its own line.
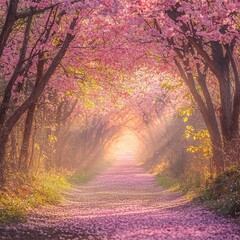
[0, 0, 239, 211]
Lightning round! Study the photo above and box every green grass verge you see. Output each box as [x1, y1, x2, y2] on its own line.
[0, 169, 97, 223]
[67, 171, 95, 185]
[157, 166, 240, 218]
[197, 166, 240, 217]
[0, 173, 70, 223]
[157, 175, 180, 191]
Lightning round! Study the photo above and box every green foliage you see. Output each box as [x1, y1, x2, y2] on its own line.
[157, 173, 204, 197]
[0, 168, 101, 223]
[0, 173, 71, 223]
[198, 166, 240, 217]
[179, 172, 205, 194]
[157, 175, 180, 191]
[161, 77, 183, 91]
[31, 174, 70, 205]
[67, 171, 94, 185]
[0, 194, 27, 223]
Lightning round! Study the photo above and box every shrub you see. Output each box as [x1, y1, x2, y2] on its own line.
[31, 174, 71, 205]
[0, 194, 27, 223]
[0, 169, 98, 223]
[0, 173, 71, 223]
[199, 166, 240, 217]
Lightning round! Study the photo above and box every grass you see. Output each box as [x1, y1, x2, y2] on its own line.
[0, 169, 98, 223]
[0, 195, 28, 222]
[157, 175, 180, 191]
[0, 173, 71, 223]
[156, 166, 240, 218]
[197, 166, 240, 217]
[67, 171, 95, 185]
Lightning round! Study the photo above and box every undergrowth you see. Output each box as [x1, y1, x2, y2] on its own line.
[156, 165, 240, 217]
[157, 175, 180, 191]
[67, 171, 94, 184]
[0, 168, 98, 223]
[198, 166, 240, 217]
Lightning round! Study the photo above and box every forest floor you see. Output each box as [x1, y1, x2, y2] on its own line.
[0, 156, 240, 240]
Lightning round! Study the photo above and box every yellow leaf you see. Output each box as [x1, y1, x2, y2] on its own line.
[183, 117, 188, 122]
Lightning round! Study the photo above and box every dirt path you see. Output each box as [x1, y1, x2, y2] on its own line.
[1, 156, 240, 239]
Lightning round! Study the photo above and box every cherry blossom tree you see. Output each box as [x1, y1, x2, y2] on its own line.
[125, 0, 240, 173]
[0, 0, 239, 186]
[0, 0, 124, 185]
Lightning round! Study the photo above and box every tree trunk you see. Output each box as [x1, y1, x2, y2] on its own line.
[18, 52, 44, 173]
[0, 17, 77, 186]
[211, 136, 224, 175]
[189, 40, 239, 143]
[18, 103, 36, 172]
[174, 58, 224, 174]
[0, 128, 11, 187]
[0, 0, 18, 57]
[0, 14, 33, 128]
[28, 118, 37, 171]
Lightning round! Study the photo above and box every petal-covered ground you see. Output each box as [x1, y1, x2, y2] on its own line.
[0, 156, 240, 240]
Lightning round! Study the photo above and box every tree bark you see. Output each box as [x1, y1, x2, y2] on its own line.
[174, 59, 224, 174]
[0, 0, 18, 57]
[188, 39, 239, 143]
[18, 54, 44, 173]
[18, 103, 36, 172]
[0, 128, 11, 187]
[0, 17, 78, 186]
[166, 7, 239, 146]
[0, 14, 33, 128]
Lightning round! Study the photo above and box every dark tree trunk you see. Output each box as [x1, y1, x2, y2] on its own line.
[174, 58, 224, 175]
[166, 7, 240, 149]
[18, 103, 36, 172]
[0, 15, 33, 128]
[0, 17, 77, 186]
[189, 40, 239, 144]
[18, 53, 44, 173]
[211, 135, 224, 175]
[0, 0, 18, 57]
[0, 128, 11, 187]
